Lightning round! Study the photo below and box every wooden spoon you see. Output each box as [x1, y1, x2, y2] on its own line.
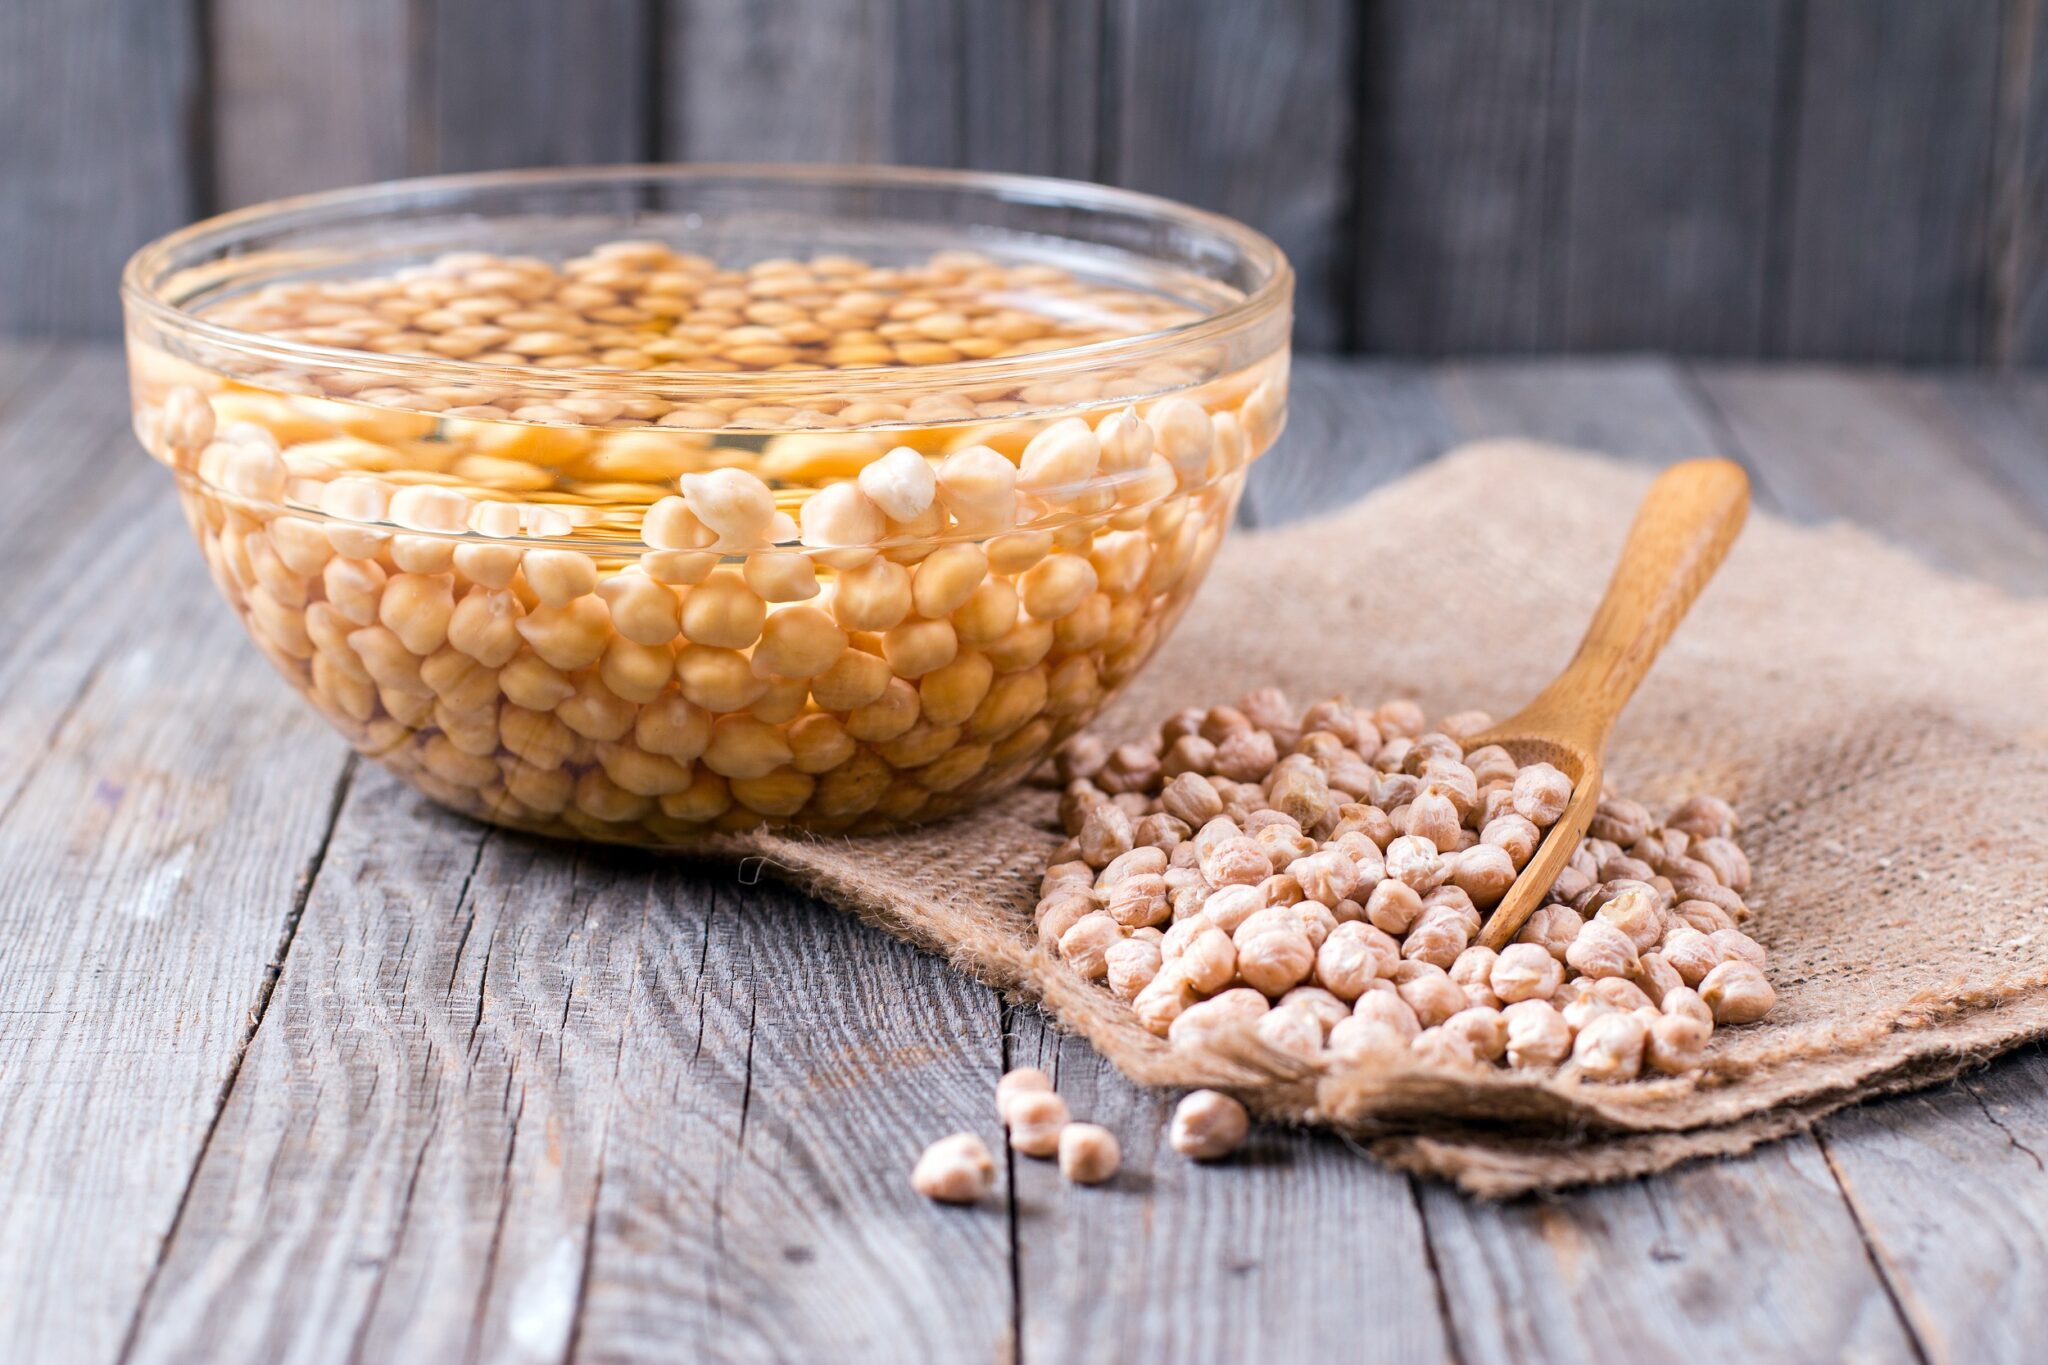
[1474, 458, 1751, 952]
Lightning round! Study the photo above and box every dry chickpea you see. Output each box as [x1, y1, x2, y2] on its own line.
[1059, 912, 1124, 980]
[1513, 762, 1574, 826]
[1646, 1012, 1713, 1073]
[913, 1133, 996, 1205]
[1004, 1088, 1070, 1157]
[1699, 959, 1776, 1024]
[1503, 999, 1572, 1069]
[996, 1066, 1053, 1122]
[1058, 1123, 1121, 1185]
[1105, 935, 1165, 1000]
[1566, 918, 1639, 980]
[1169, 1090, 1248, 1161]
[1571, 1010, 1648, 1082]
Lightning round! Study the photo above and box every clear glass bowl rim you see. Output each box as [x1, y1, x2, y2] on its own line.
[121, 161, 1294, 411]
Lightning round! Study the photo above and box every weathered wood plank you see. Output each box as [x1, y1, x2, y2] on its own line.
[209, 0, 410, 206]
[1690, 366, 2048, 593]
[1434, 357, 1725, 463]
[1561, 1, 1783, 354]
[1728, 364, 2048, 1363]
[1110, 0, 1355, 349]
[1007, 1007, 1454, 1364]
[1419, 1140, 1921, 1365]
[1815, 1048, 2048, 1364]
[955, 0, 1104, 179]
[1987, 0, 2046, 364]
[0, 509, 352, 1362]
[1429, 356, 1795, 513]
[572, 876, 1012, 1363]
[0, 0, 204, 336]
[1925, 371, 2048, 530]
[0, 352, 169, 624]
[1353, 0, 1573, 353]
[123, 785, 596, 1364]
[663, 0, 901, 162]
[424, 0, 653, 172]
[125, 796, 1011, 1361]
[1415, 353, 1927, 1365]
[1773, 0, 2004, 363]
[1237, 356, 1458, 528]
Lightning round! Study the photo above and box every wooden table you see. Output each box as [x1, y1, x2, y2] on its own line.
[5, 346, 2044, 1365]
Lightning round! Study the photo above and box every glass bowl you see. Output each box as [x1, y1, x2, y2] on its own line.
[122, 165, 1291, 843]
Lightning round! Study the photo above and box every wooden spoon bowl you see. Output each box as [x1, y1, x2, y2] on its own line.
[1475, 458, 1751, 952]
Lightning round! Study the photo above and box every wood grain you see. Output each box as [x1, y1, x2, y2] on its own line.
[209, 0, 410, 206]
[1109, 0, 1356, 349]
[1561, 1, 1784, 354]
[1005, 1007, 1454, 1364]
[0, 0, 203, 335]
[1923, 371, 2048, 529]
[1420, 1139, 1923, 1365]
[1816, 1052, 2048, 1364]
[1755, 357, 2048, 1365]
[0, 502, 352, 1363]
[956, 0, 1104, 179]
[663, 0, 900, 162]
[572, 875, 1012, 1363]
[1353, 0, 1572, 353]
[1236, 356, 1459, 528]
[1773, 0, 2004, 362]
[1690, 366, 2048, 593]
[424, 0, 653, 172]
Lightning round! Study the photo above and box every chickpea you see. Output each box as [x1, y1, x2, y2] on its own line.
[935, 445, 1018, 532]
[1005, 1089, 1070, 1158]
[1513, 762, 1574, 827]
[1169, 1090, 1249, 1161]
[1699, 959, 1776, 1024]
[995, 1066, 1053, 1122]
[1571, 1010, 1648, 1082]
[1058, 1123, 1120, 1185]
[1059, 911, 1124, 980]
[516, 596, 611, 671]
[1503, 999, 1572, 1069]
[743, 550, 821, 603]
[681, 571, 766, 649]
[912, 1133, 996, 1205]
[811, 647, 893, 712]
[857, 446, 937, 521]
[669, 644, 764, 713]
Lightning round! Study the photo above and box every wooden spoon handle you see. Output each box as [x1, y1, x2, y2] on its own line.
[1509, 459, 1750, 750]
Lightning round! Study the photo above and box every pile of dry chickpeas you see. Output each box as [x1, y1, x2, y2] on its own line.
[132, 243, 1286, 841]
[1036, 690, 1775, 1083]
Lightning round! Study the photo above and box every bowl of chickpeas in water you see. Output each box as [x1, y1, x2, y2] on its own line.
[121, 165, 1291, 843]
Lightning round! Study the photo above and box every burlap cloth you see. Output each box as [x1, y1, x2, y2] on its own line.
[721, 441, 2048, 1196]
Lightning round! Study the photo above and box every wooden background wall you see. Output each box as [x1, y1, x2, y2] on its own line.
[8, 0, 2048, 365]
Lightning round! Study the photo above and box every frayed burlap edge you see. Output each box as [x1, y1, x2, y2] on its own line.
[688, 442, 2048, 1197]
